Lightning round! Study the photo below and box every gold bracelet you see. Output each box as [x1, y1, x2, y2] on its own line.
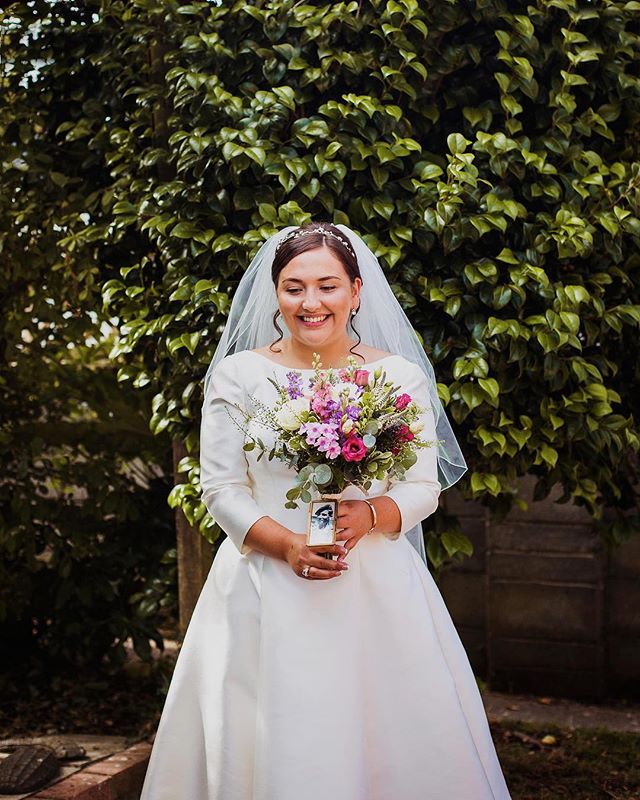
[363, 499, 377, 533]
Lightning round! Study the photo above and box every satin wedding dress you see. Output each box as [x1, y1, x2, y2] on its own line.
[140, 350, 511, 800]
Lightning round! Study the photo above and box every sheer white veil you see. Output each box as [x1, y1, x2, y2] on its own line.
[203, 224, 467, 564]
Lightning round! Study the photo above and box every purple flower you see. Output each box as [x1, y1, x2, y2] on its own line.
[326, 399, 340, 413]
[286, 371, 304, 399]
[345, 404, 362, 421]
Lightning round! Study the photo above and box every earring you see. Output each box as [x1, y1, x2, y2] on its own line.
[351, 309, 356, 316]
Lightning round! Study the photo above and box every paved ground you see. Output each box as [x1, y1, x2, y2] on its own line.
[483, 690, 640, 735]
[0, 735, 128, 799]
[1, 692, 637, 798]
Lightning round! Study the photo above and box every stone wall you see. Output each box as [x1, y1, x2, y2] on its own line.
[437, 479, 640, 700]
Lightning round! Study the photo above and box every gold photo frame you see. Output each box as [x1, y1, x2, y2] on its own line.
[306, 498, 338, 551]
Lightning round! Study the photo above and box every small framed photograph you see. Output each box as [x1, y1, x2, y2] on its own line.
[306, 499, 338, 549]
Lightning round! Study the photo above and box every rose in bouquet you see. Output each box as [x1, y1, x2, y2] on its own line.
[228, 353, 435, 509]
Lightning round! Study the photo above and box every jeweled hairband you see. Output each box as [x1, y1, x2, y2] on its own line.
[274, 226, 355, 257]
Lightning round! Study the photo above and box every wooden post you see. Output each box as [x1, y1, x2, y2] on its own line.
[149, 30, 212, 633]
[173, 438, 213, 634]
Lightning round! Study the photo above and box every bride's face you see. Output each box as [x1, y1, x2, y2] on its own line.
[276, 246, 361, 349]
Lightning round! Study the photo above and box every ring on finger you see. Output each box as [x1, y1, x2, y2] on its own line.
[302, 565, 311, 578]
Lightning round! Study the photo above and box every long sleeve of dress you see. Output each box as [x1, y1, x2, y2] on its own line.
[200, 356, 267, 555]
[383, 362, 442, 539]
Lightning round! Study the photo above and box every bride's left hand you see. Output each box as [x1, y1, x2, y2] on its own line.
[335, 500, 375, 560]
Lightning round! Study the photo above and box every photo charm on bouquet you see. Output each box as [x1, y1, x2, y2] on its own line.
[307, 498, 338, 547]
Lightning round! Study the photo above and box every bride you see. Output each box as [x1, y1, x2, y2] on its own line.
[140, 222, 511, 799]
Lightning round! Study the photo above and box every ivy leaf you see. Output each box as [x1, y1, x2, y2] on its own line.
[441, 532, 474, 558]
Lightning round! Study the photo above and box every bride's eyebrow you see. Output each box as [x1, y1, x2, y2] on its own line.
[283, 275, 342, 283]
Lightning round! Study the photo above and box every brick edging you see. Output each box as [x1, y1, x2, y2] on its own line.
[29, 741, 152, 800]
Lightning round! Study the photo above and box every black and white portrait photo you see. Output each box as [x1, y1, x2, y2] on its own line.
[307, 500, 337, 546]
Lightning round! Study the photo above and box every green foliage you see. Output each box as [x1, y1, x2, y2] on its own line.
[2, 0, 640, 572]
[0, 0, 177, 671]
[0, 326, 177, 670]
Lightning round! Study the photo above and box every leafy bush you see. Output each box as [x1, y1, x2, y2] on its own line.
[0, 1, 177, 673]
[2, 0, 639, 574]
[0, 327, 177, 671]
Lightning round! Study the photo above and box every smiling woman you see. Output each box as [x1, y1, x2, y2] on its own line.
[280, 254, 352, 332]
[138, 223, 508, 800]
[266, 223, 368, 369]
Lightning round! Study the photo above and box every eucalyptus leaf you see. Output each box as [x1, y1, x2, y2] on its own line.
[313, 464, 333, 485]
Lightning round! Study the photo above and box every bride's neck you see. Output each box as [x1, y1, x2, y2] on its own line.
[284, 337, 362, 368]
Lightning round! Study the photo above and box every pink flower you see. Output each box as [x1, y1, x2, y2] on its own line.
[300, 422, 321, 444]
[317, 433, 338, 453]
[390, 423, 415, 456]
[301, 422, 337, 446]
[395, 393, 412, 411]
[354, 369, 370, 387]
[396, 424, 415, 443]
[338, 369, 351, 381]
[326, 441, 341, 459]
[311, 387, 334, 420]
[341, 435, 368, 462]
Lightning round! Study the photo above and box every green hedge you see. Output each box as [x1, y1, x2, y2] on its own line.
[2, 0, 640, 573]
[0, 0, 177, 672]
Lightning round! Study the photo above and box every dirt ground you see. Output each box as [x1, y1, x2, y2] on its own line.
[484, 690, 640, 735]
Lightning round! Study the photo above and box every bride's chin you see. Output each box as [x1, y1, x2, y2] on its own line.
[291, 327, 335, 345]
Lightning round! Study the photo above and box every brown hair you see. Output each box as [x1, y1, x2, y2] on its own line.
[271, 223, 360, 284]
[269, 222, 365, 361]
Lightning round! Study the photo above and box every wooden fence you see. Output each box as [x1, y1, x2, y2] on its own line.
[438, 477, 640, 700]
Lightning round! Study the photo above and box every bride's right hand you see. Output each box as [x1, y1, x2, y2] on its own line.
[284, 534, 349, 580]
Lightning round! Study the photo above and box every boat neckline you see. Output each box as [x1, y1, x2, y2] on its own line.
[246, 350, 398, 371]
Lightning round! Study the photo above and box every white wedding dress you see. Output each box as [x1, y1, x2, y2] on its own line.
[140, 350, 511, 800]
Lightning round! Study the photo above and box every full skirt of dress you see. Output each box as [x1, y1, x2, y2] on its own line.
[140, 530, 511, 800]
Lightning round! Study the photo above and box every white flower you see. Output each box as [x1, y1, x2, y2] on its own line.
[331, 381, 358, 401]
[409, 419, 424, 434]
[342, 418, 354, 435]
[276, 397, 308, 431]
[290, 396, 309, 415]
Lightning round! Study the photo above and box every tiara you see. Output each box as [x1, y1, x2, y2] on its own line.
[274, 226, 355, 257]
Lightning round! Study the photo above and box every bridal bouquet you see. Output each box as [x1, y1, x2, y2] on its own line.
[228, 353, 434, 516]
